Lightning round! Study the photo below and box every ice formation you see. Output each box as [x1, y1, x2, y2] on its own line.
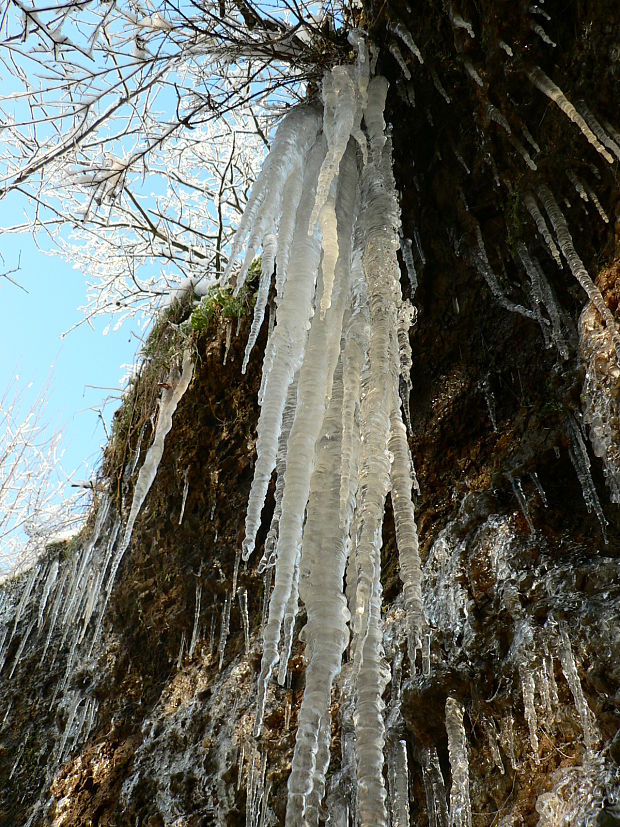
[222, 50, 420, 825]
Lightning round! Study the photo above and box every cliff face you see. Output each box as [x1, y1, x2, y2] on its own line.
[1, 1, 620, 825]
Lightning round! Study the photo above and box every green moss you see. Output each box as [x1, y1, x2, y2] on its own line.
[190, 261, 259, 335]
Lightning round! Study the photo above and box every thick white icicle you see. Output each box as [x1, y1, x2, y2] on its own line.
[285, 362, 349, 825]
[242, 136, 326, 561]
[275, 159, 305, 301]
[445, 697, 472, 827]
[355, 555, 390, 827]
[389, 409, 424, 667]
[339, 257, 370, 525]
[224, 106, 321, 288]
[528, 68, 614, 164]
[255, 143, 357, 734]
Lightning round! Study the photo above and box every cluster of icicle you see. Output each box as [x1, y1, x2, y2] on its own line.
[0, 349, 193, 779]
[222, 35, 423, 827]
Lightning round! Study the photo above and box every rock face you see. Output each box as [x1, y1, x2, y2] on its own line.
[1, 2, 619, 825]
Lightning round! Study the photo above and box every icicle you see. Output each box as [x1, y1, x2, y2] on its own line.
[188, 582, 201, 659]
[37, 559, 59, 629]
[499, 40, 513, 57]
[242, 136, 326, 562]
[472, 224, 535, 320]
[500, 714, 517, 770]
[463, 61, 483, 88]
[583, 182, 609, 223]
[445, 698, 472, 827]
[480, 715, 504, 774]
[217, 592, 231, 670]
[255, 143, 357, 735]
[7, 617, 35, 680]
[576, 100, 620, 162]
[530, 471, 548, 507]
[528, 68, 614, 164]
[538, 185, 620, 362]
[450, 9, 475, 38]
[399, 234, 418, 296]
[537, 659, 554, 730]
[339, 261, 369, 526]
[391, 22, 424, 64]
[530, 22, 556, 47]
[422, 747, 449, 827]
[176, 630, 186, 669]
[566, 170, 589, 202]
[224, 106, 321, 288]
[243, 233, 276, 372]
[277, 557, 299, 686]
[508, 475, 535, 533]
[355, 557, 389, 827]
[275, 158, 305, 301]
[285, 362, 349, 824]
[223, 319, 232, 365]
[389, 410, 423, 668]
[389, 42, 411, 80]
[430, 68, 451, 103]
[524, 194, 562, 267]
[557, 626, 599, 751]
[240, 589, 250, 655]
[119, 350, 193, 570]
[208, 608, 216, 655]
[10, 564, 39, 640]
[258, 374, 299, 574]
[519, 662, 540, 761]
[178, 466, 190, 525]
[303, 713, 331, 827]
[481, 377, 497, 431]
[363, 76, 389, 161]
[566, 414, 608, 542]
[390, 740, 411, 827]
[56, 693, 81, 761]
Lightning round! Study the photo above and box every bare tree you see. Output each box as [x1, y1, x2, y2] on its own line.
[0, 0, 351, 326]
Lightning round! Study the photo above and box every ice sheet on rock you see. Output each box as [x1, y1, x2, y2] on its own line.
[242, 136, 326, 561]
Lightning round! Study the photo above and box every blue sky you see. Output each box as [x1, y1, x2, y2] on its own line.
[0, 225, 139, 485]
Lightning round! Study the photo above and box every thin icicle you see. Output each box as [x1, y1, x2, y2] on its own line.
[389, 410, 423, 668]
[242, 233, 277, 373]
[445, 697, 472, 827]
[240, 588, 250, 655]
[391, 22, 424, 64]
[450, 8, 475, 38]
[557, 626, 599, 751]
[178, 466, 190, 525]
[37, 559, 58, 629]
[528, 68, 614, 164]
[576, 100, 620, 161]
[188, 582, 202, 659]
[472, 224, 535, 320]
[523, 194, 562, 267]
[567, 414, 609, 543]
[422, 747, 449, 827]
[539, 185, 620, 362]
[519, 662, 540, 761]
[119, 350, 194, 570]
[217, 592, 231, 670]
[530, 22, 555, 46]
[389, 42, 411, 80]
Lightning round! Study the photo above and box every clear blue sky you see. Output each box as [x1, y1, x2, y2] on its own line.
[0, 227, 140, 485]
